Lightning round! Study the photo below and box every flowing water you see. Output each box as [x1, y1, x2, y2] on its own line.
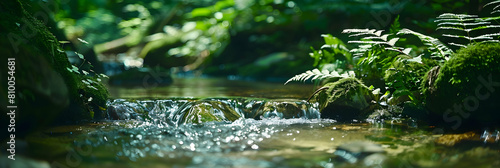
[22, 78, 500, 168]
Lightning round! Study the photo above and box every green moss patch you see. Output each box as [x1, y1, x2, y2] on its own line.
[425, 43, 500, 127]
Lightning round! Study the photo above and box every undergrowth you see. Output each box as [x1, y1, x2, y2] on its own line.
[286, 1, 500, 106]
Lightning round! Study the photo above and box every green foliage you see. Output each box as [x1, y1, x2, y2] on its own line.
[397, 28, 453, 60]
[390, 15, 401, 34]
[435, 13, 500, 48]
[287, 1, 500, 107]
[433, 43, 500, 91]
[342, 29, 412, 57]
[485, 0, 500, 14]
[309, 34, 351, 67]
[424, 43, 500, 125]
[311, 77, 374, 117]
[284, 68, 355, 85]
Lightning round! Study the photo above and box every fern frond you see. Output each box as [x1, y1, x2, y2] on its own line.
[448, 42, 468, 48]
[437, 13, 477, 19]
[342, 28, 411, 57]
[437, 21, 490, 27]
[436, 26, 466, 31]
[284, 69, 354, 85]
[397, 28, 453, 60]
[485, 0, 500, 14]
[435, 12, 500, 49]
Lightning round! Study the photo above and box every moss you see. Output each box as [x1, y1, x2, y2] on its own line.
[425, 43, 500, 127]
[315, 78, 372, 109]
[311, 78, 374, 121]
[0, 0, 109, 137]
[78, 76, 110, 120]
[182, 101, 242, 124]
[184, 102, 223, 123]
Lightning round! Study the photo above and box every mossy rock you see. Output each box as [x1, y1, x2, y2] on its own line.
[181, 100, 242, 124]
[311, 78, 374, 121]
[424, 43, 500, 127]
[0, 0, 108, 138]
[140, 33, 197, 68]
[257, 99, 311, 119]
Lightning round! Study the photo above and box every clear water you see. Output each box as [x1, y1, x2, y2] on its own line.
[24, 78, 500, 168]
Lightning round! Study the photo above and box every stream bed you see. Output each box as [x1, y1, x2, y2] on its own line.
[19, 78, 500, 168]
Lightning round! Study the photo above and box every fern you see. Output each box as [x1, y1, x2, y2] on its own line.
[342, 29, 412, 57]
[310, 34, 351, 67]
[436, 13, 500, 48]
[485, 0, 500, 14]
[284, 69, 355, 85]
[397, 28, 453, 60]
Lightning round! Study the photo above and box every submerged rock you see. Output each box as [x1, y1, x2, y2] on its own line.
[333, 141, 387, 166]
[105, 98, 320, 124]
[258, 99, 319, 119]
[310, 78, 375, 121]
[423, 43, 500, 128]
[435, 132, 477, 146]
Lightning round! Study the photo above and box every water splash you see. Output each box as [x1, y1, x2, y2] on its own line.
[80, 98, 325, 161]
[106, 98, 321, 125]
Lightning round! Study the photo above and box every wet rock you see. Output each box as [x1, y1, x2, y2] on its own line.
[181, 100, 242, 124]
[311, 78, 375, 121]
[105, 98, 321, 124]
[423, 43, 500, 128]
[367, 105, 403, 122]
[435, 130, 499, 146]
[258, 99, 317, 119]
[106, 99, 153, 120]
[333, 141, 387, 166]
[108, 105, 135, 120]
[238, 98, 267, 119]
[435, 132, 477, 146]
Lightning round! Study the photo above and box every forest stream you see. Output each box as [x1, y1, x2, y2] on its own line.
[9, 78, 499, 168]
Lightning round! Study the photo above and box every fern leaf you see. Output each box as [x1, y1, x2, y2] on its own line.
[478, 40, 500, 44]
[485, 0, 500, 14]
[437, 13, 477, 19]
[387, 38, 399, 46]
[435, 10, 500, 48]
[397, 28, 452, 60]
[348, 41, 388, 45]
[342, 29, 371, 33]
[484, 0, 500, 7]
[284, 69, 354, 85]
[437, 26, 475, 32]
[436, 18, 477, 22]
[437, 21, 490, 27]
[471, 25, 500, 30]
[448, 42, 468, 48]
[402, 48, 412, 55]
[442, 34, 471, 40]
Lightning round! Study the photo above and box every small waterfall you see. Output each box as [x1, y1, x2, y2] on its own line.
[106, 98, 321, 125]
